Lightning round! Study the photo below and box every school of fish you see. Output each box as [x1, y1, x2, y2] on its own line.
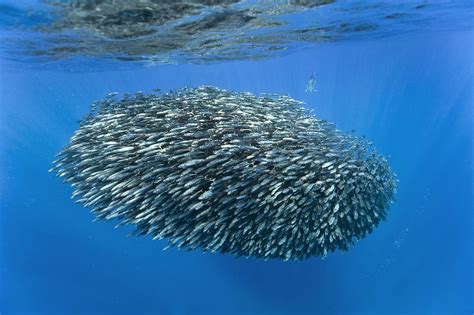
[51, 86, 397, 260]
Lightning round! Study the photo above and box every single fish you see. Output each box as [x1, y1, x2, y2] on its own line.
[305, 73, 317, 93]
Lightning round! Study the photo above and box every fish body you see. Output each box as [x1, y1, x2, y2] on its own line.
[305, 73, 317, 93]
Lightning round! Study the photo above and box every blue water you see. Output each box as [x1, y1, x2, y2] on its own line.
[1, 7, 473, 315]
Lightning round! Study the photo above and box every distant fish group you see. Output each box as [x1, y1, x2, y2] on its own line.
[51, 86, 397, 260]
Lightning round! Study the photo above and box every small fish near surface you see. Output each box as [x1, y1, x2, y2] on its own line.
[305, 73, 317, 93]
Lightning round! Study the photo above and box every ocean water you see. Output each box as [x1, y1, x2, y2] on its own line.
[0, 1, 473, 315]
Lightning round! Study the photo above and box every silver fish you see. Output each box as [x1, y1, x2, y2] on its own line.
[305, 73, 317, 93]
[52, 86, 397, 261]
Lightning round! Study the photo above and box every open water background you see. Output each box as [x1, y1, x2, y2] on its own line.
[0, 1, 473, 314]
